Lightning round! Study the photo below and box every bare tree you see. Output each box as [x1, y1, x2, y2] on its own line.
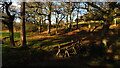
[2, 2, 15, 46]
[54, 3, 66, 34]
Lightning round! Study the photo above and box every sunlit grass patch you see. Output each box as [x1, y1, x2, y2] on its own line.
[2, 32, 20, 38]
[1, 32, 32, 38]
[114, 55, 120, 60]
[14, 38, 20, 41]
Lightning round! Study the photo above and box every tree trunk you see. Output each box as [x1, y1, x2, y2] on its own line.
[69, 14, 72, 31]
[56, 23, 58, 34]
[39, 19, 42, 33]
[48, 17, 51, 34]
[67, 15, 69, 29]
[76, 9, 79, 29]
[48, 10, 51, 34]
[2, 4, 4, 13]
[20, 2, 26, 47]
[8, 23, 15, 46]
[56, 26, 58, 34]
[55, 13, 58, 34]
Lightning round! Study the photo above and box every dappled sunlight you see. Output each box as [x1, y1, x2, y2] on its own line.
[27, 35, 53, 39]
[41, 27, 64, 34]
[109, 24, 120, 29]
[114, 55, 120, 60]
[63, 29, 81, 35]
[1, 1, 120, 67]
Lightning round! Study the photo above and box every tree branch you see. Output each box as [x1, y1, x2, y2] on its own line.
[58, 15, 66, 24]
[38, 13, 48, 16]
[86, 2, 106, 14]
[4, 2, 12, 17]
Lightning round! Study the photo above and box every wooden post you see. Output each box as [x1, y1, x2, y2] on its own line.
[56, 44, 60, 56]
[64, 47, 70, 57]
[72, 46, 77, 54]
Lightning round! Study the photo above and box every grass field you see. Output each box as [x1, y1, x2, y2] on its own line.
[1, 27, 120, 67]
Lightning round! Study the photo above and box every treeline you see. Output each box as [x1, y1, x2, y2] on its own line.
[0, 1, 120, 47]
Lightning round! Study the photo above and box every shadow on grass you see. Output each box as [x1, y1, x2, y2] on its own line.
[2, 46, 119, 67]
[2, 28, 120, 67]
[2, 46, 54, 67]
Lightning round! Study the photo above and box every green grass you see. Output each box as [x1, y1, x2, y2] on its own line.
[1, 28, 120, 67]
[1, 32, 33, 41]
[2, 32, 19, 38]
[1, 32, 32, 38]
